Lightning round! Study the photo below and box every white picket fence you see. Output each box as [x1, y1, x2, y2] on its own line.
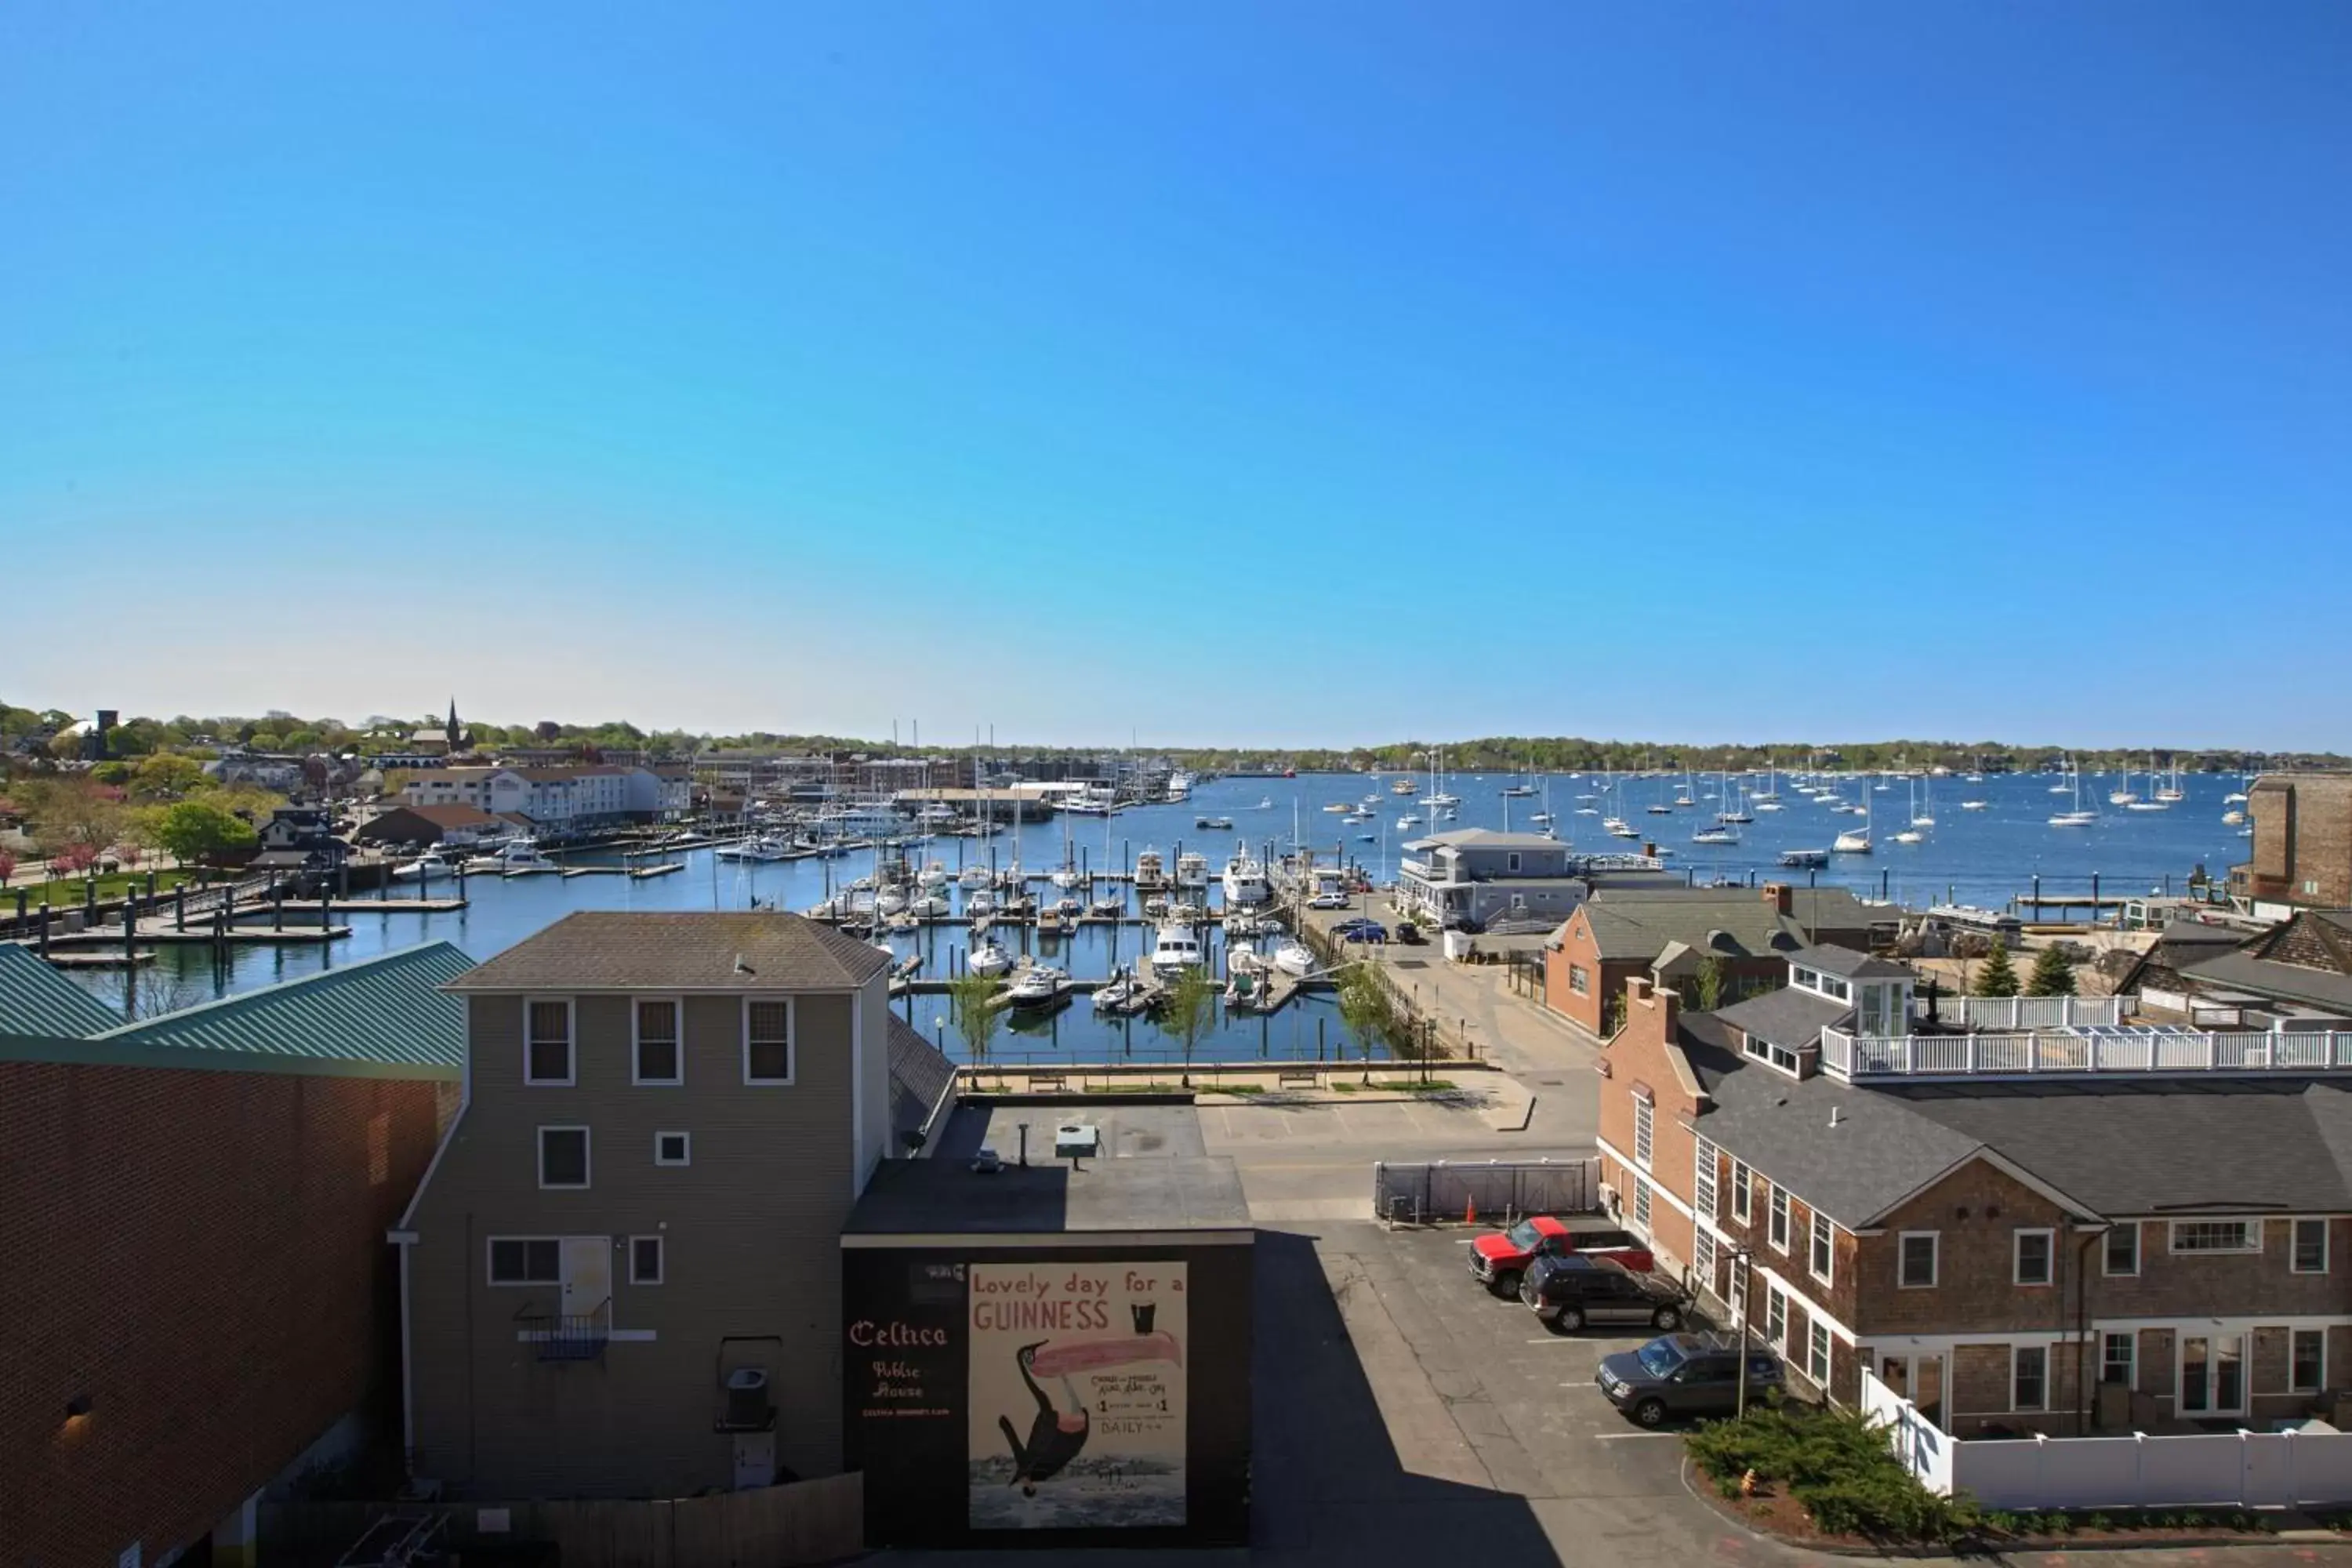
[1864, 1370, 2352, 1511]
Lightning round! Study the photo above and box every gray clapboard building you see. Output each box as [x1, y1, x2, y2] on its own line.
[392, 912, 954, 1499]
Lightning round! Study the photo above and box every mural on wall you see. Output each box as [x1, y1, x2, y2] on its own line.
[967, 1261, 1187, 1529]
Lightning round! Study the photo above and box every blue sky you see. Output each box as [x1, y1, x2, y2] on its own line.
[4, 3, 2347, 748]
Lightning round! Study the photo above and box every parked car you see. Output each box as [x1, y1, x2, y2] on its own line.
[1394, 920, 1424, 944]
[1595, 1331, 1784, 1428]
[1333, 918, 1388, 944]
[1308, 891, 1351, 910]
[1467, 1215, 1653, 1294]
[1519, 1254, 1688, 1332]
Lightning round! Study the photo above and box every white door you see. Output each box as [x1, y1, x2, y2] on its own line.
[560, 1236, 611, 1317]
[2181, 1334, 2246, 1417]
[731, 1432, 776, 1491]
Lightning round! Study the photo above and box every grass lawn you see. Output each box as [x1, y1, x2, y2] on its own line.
[2, 870, 201, 910]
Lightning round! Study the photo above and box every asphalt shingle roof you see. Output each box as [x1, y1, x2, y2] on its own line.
[1798, 945, 1913, 981]
[2180, 951, 2352, 1014]
[451, 911, 892, 992]
[93, 941, 473, 1067]
[0, 944, 122, 1037]
[1713, 987, 1855, 1052]
[887, 1012, 957, 1138]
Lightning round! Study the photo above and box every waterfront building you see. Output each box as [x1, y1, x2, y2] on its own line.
[1543, 882, 1890, 1036]
[353, 802, 521, 849]
[1595, 961, 2352, 1436]
[0, 944, 469, 1568]
[2124, 909, 2352, 1030]
[1394, 829, 1672, 932]
[401, 764, 685, 832]
[2232, 773, 2352, 915]
[395, 912, 920, 1497]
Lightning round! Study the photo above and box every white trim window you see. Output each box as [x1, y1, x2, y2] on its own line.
[2102, 1331, 2136, 1388]
[2292, 1218, 2329, 1275]
[525, 998, 575, 1085]
[538, 1125, 590, 1189]
[633, 998, 684, 1086]
[1898, 1231, 1939, 1289]
[1807, 1319, 1831, 1387]
[1731, 1160, 1752, 1223]
[2293, 1328, 2326, 1394]
[654, 1131, 691, 1167]
[1693, 1138, 1719, 1222]
[1693, 1229, 1716, 1294]
[1809, 1210, 1834, 1286]
[2013, 1345, 2048, 1410]
[1632, 1094, 1654, 1171]
[1768, 1185, 1790, 1252]
[1765, 1283, 1788, 1348]
[1633, 1175, 1653, 1230]
[630, 1234, 665, 1286]
[2104, 1221, 2140, 1277]
[2170, 1219, 2259, 1255]
[487, 1236, 560, 1285]
[743, 997, 794, 1084]
[2013, 1228, 2055, 1287]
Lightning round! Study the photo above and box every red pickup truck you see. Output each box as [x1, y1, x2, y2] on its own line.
[1467, 1215, 1654, 1295]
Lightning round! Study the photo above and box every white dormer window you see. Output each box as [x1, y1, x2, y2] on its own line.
[1792, 966, 1819, 992]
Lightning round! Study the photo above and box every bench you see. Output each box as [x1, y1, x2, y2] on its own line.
[1028, 1073, 1069, 1093]
[1277, 1068, 1320, 1090]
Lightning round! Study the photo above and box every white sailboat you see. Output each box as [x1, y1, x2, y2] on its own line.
[2049, 766, 2097, 827]
[1833, 809, 1872, 854]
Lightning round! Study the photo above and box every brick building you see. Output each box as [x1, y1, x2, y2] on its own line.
[2232, 773, 2352, 912]
[0, 944, 469, 1567]
[1595, 956, 2352, 1439]
[1544, 883, 1890, 1037]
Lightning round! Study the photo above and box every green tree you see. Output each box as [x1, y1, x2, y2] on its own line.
[1154, 964, 1218, 1088]
[1696, 955, 1729, 1012]
[145, 799, 258, 867]
[248, 731, 285, 753]
[131, 753, 208, 800]
[2026, 945, 2078, 998]
[1974, 938, 2020, 998]
[1337, 959, 1397, 1082]
[946, 971, 1004, 1065]
[90, 760, 132, 786]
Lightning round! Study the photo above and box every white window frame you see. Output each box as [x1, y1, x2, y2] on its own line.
[2292, 1218, 2329, 1275]
[1809, 1210, 1835, 1286]
[1807, 1319, 1831, 1386]
[2292, 1327, 2327, 1394]
[1693, 1228, 1716, 1291]
[2169, 1219, 2260, 1255]
[631, 996, 684, 1086]
[1633, 1175, 1653, 1230]
[653, 1130, 691, 1167]
[2013, 1227, 2055, 1287]
[1768, 1185, 1790, 1253]
[1765, 1283, 1788, 1348]
[537, 1124, 591, 1190]
[2102, 1331, 2136, 1388]
[1632, 1094, 1654, 1171]
[1898, 1230, 1939, 1289]
[742, 995, 796, 1086]
[2104, 1221, 2140, 1277]
[2013, 1344, 2048, 1411]
[524, 996, 575, 1086]
[629, 1233, 665, 1286]
[1506, 851, 1522, 873]
[1693, 1138, 1718, 1222]
[1732, 1160, 1752, 1223]
[485, 1234, 561, 1286]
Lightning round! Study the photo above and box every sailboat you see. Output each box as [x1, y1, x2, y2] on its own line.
[1418, 746, 1460, 809]
[1910, 775, 1935, 829]
[2049, 766, 2097, 827]
[2153, 754, 2184, 804]
[1833, 811, 1873, 855]
[1715, 774, 1752, 825]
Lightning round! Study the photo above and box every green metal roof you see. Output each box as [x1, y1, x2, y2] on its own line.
[0, 944, 122, 1037]
[91, 942, 474, 1069]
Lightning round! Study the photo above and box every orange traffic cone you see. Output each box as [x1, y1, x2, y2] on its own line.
[1465, 1196, 1476, 1225]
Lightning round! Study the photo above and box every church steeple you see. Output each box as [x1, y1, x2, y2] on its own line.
[446, 698, 461, 747]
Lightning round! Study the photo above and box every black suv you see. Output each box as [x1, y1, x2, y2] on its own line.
[1519, 1254, 1687, 1332]
[1595, 1331, 1785, 1427]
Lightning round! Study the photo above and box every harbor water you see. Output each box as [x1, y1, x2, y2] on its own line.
[66, 767, 2245, 1061]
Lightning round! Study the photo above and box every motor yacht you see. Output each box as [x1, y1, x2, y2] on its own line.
[1174, 852, 1210, 889]
[392, 850, 453, 881]
[497, 840, 559, 874]
[1152, 923, 1206, 974]
[1007, 965, 1071, 1006]
[1691, 826, 1740, 846]
[1221, 851, 1270, 907]
[1273, 938, 1316, 978]
[967, 938, 1013, 978]
[1396, 813, 1421, 831]
[1094, 969, 1144, 1014]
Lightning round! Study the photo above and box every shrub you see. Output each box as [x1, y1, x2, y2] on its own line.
[1684, 1401, 1975, 1541]
[2084, 1512, 2111, 1533]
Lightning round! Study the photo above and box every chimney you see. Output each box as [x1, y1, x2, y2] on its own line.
[1762, 881, 1794, 915]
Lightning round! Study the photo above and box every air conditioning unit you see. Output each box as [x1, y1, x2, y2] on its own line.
[1598, 1181, 1621, 1213]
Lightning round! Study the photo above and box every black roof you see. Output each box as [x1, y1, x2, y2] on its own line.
[1711, 987, 1854, 1053]
[1795, 945, 1912, 981]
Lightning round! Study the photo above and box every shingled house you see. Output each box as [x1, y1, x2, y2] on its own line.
[1595, 956, 2352, 1439]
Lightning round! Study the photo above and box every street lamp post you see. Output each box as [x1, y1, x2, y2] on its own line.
[1731, 1243, 1756, 1420]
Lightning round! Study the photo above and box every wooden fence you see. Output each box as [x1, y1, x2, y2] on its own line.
[260, 1472, 862, 1567]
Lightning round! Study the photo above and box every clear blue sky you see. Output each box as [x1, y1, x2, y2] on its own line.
[5, 3, 2347, 748]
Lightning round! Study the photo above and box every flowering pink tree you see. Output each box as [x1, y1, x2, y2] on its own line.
[0, 850, 15, 886]
[49, 842, 100, 878]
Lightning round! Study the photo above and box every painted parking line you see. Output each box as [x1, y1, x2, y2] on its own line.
[1590, 1431, 1682, 1441]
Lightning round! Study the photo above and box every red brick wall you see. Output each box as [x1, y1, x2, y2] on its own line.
[0, 1062, 446, 1566]
[1596, 978, 1702, 1279]
[1544, 909, 1610, 1036]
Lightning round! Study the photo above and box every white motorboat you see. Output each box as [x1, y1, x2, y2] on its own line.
[958, 863, 992, 889]
[1089, 891, 1124, 917]
[1134, 849, 1166, 888]
[965, 887, 996, 917]
[1174, 852, 1209, 889]
[457, 851, 505, 873]
[967, 938, 1013, 978]
[1396, 813, 1421, 830]
[391, 850, 453, 881]
[1221, 851, 1270, 907]
[875, 887, 908, 916]
[1050, 866, 1081, 889]
[1273, 939, 1315, 978]
[1223, 910, 1268, 939]
[1152, 923, 1206, 974]
[497, 840, 558, 874]
[1960, 800, 1989, 811]
[2225, 791, 2248, 804]
[1007, 965, 1071, 1006]
[1691, 826, 1740, 846]
[917, 860, 950, 890]
[1892, 829, 1924, 844]
[907, 893, 950, 918]
[1323, 801, 1351, 814]
[1778, 848, 1830, 868]
[1094, 970, 1143, 1014]
[1607, 821, 1642, 839]
[2222, 809, 2245, 826]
